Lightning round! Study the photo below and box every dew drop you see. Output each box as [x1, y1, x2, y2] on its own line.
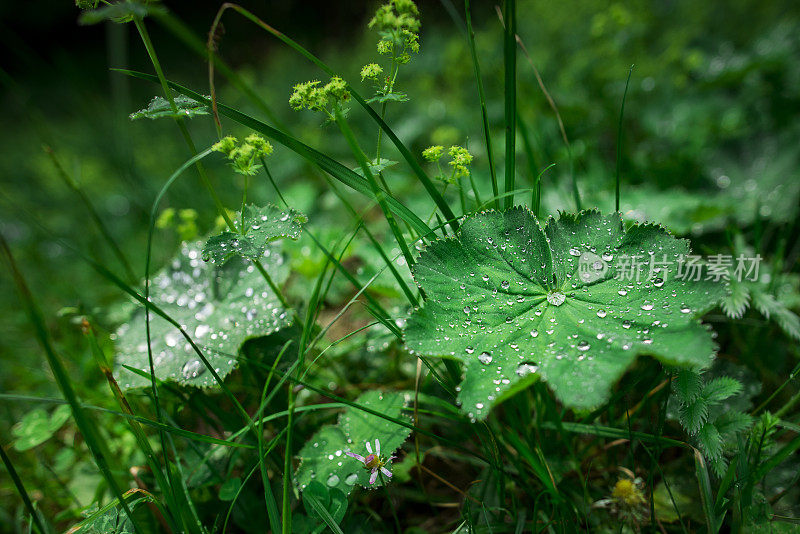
[516, 362, 539, 376]
[547, 291, 566, 306]
[622, 320, 632, 329]
[596, 309, 607, 318]
[478, 352, 493, 365]
[181, 359, 205, 380]
[500, 280, 510, 290]
[326, 474, 340, 487]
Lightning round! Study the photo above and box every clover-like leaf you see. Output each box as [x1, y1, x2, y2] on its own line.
[295, 391, 412, 496]
[129, 95, 209, 120]
[404, 208, 725, 418]
[202, 204, 306, 264]
[12, 405, 71, 451]
[113, 240, 291, 389]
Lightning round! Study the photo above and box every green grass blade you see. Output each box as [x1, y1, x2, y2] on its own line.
[44, 146, 137, 284]
[615, 65, 634, 213]
[503, 0, 517, 209]
[516, 112, 543, 216]
[0, 393, 255, 450]
[334, 109, 416, 268]
[464, 0, 499, 208]
[695, 450, 723, 533]
[215, 4, 459, 233]
[85, 324, 179, 530]
[304, 492, 345, 534]
[0, 235, 144, 533]
[149, 9, 285, 130]
[0, 444, 47, 534]
[116, 68, 434, 239]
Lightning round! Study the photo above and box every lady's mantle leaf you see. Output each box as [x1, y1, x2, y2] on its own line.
[129, 95, 209, 120]
[295, 391, 412, 496]
[203, 204, 306, 264]
[404, 208, 725, 418]
[113, 241, 291, 389]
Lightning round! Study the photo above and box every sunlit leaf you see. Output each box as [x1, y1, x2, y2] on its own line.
[129, 95, 209, 120]
[404, 208, 725, 418]
[113, 241, 291, 389]
[202, 204, 306, 264]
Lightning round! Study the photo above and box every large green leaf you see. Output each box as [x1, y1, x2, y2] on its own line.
[203, 203, 306, 264]
[404, 208, 725, 418]
[113, 240, 291, 389]
[66, 489, 154, 534]
[295, 391, 412, 496]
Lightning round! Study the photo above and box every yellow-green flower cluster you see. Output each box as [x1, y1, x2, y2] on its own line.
[360, 63, 384, 82]
[368, 0, 420, 33]
[422, 145, 444, 162]
[423, 144, 473, 184]
[155, 208, 199, 241]
[447, 145, 473, 179]
[289, 76, 350, 117]
[377, 29, 420, 63]
[212, 134, 273, 176]
[611, 478, 645, 507]
[371, 0, 420, 64]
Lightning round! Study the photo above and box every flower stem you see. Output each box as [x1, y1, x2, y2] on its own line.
[378, 472, 401, 534]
